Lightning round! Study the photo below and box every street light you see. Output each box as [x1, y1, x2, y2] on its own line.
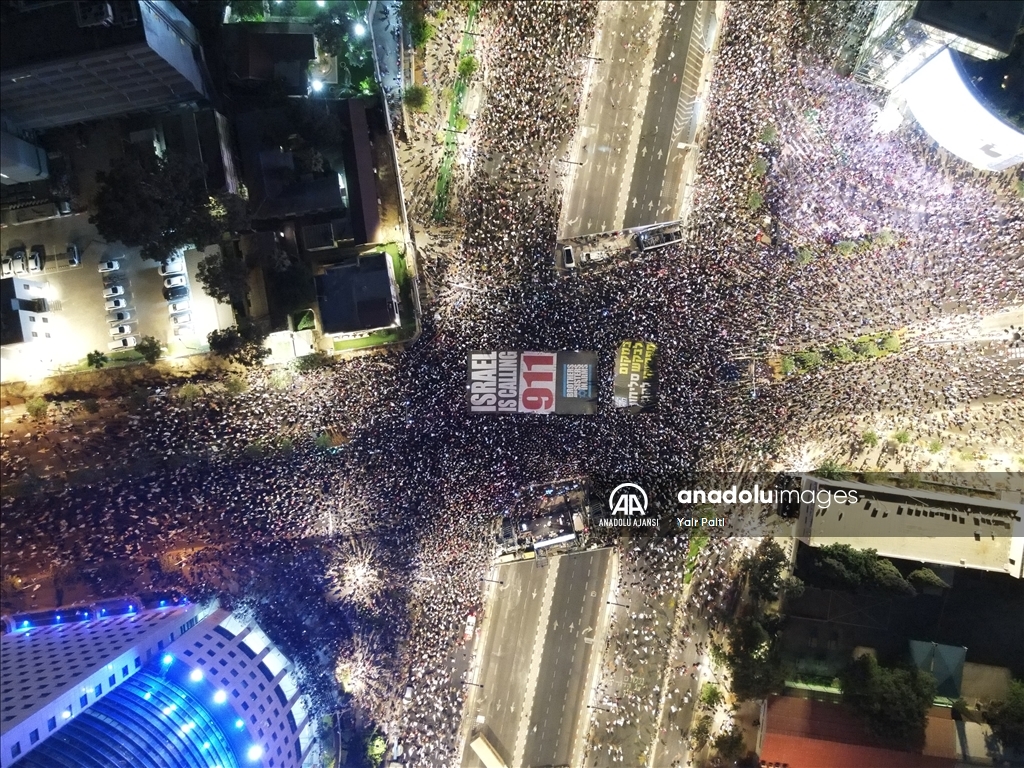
[557, 158, 583, 166]
[606, 600, 628, 608]
[481, 578, 504, 585]
[462, 680, 484, 689]
[311, 79, 324, 93]
[353, 22, 366, 37]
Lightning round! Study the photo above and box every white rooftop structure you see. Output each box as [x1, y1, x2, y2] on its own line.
[796, 476, 1024, 579]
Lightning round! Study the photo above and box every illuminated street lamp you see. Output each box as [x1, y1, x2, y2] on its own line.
[311, 79, 324, 93]
[353, 22, 366, 37]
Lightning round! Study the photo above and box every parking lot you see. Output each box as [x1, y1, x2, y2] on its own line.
[1, 212, 232, 381]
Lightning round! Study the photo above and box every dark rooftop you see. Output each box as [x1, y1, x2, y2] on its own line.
[913, 0, 1024, 55]
[315, 253, 397, 334]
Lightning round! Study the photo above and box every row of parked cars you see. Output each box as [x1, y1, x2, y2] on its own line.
[105, 253, 193, 350]
[1, 244, 81, 279]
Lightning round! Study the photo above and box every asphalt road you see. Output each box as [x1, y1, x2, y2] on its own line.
[522, 549, 612, 767]
[560, 0, 708, 240]
[463, 548, 613, 768]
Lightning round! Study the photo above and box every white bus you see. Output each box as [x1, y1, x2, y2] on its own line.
[469, 734, 508, 768]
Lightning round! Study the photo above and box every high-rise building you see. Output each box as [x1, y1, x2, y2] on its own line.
[0, 0, 209, 131]
[0, 597, 321, 768]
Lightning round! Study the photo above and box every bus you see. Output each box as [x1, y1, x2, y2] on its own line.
[469, 734, 508, 768]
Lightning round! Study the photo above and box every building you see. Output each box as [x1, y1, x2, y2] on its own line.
[0, 275, 55, 363]
[315, 252, 399, 336]
[0, 0, 208, 132]
[0, 598, 320, 768]
[795, 475, 1024, 579]
[223, 22, 317, 97]
[757, 694, 957, 768]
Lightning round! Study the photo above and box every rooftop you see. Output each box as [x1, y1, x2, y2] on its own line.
[315, 253, 398, 334]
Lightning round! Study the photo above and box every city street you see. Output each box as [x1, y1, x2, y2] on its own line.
[461, 548, 614, 768]
[559, 0, 713, 239]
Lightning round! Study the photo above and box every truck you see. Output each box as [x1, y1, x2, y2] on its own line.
[469, 734, 508, 768]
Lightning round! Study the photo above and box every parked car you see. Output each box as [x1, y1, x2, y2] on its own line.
[98, 260, 120, 273]
[464, 613, 477, 641]
[163, 275, 187, 289]
[11, 250, 27, 276]
[173, 323, 194, 337]
[1, 256, 12, 279]
[562, 246, 575, 268]
[109, 310, 132, 323]
[159, 257, 185, 276]
[170, 312, 192, 326]
[163, 284, 189, 301]
[28, 245, 45, 273]
[167, 299, 190, 314]
[104, 297, 128, 311]
[580, 250, 609, 264]
[109, 324, 133, 337]
[108, 336, 138, 350]
[65, 244, 81, 267]
[103, 285, 125, 298]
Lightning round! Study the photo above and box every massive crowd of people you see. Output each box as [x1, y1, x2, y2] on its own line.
[1, 0, 1021, 765]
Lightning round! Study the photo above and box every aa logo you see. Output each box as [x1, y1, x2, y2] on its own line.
[608, 483, 649, 517]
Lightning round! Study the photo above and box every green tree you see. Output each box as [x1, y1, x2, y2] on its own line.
[780, 575, 805, 599]
[744, 537, 788, 603]
[853, 339, 881, 358]
[725, 615, 786, 701]
[410, 18, 435, 48]
[312, 11, 346, 56]
[453, 112, 470, 132]
[178, 383, 201, 402]
[839, 655, 936, 743]
[91, 150, 221, 261]
[314, 432, 334, 449]
[893, 430, 911, 444]
[25, 397, 49, 419]
[780, 355, 796, 375]
[988, 680, 1024, 752]
[874, 228, 897, 247]
[813, 544, 915, 595]
[713, 725, 746, 761]
[829, 344, 857, 363]
[232, 0, 264, 21]
[458, 55, 479, 79]
[795, 350, 822, 370]
[908, 567, 949, 590]
[197, 251, 250, 306]
[796, 247, 815, 265]
[751, 157, 769, 177]
[879, 333, 901, 353]
[404, 84, 431, 111]
[223, 375, 249, 396]
[699, 682, 722, 709]
[690, 713, 713, 748]
[815, 459, 848, 480]
[747, 189, 764, 212]
[862, 431, 879, 447]
[927, 439, 943, 453]
[759, 123, 778, 143]
[136, 336, 162, 365]
[835, 240, 858, 257]
[207, 323, 271, 367]
[87, 350, 108, 370]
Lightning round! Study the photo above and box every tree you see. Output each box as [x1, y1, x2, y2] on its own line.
[87, 350, 108, 370]
[410, 17, 435, 48]
[178, 383, 201, 402]
[207, 323, 270, 367]
[312, 11, 346, 56]
[197, 251, 250, 306]
[795, 350, 822, 370]
[699, 682, 722, 709]
[136, 336, 162, 365]
[747, 189, 764, 212]
[458, 55, 479, 79]
[780, 575, 805, 599]
[812, 544, 914, 595]
[744, 537, 788, 603]
[91, 150, 222, 261]
[751, 157, 769, 177]
[713, 725, 746, 761]
[879, 333, 901, 353]
[453, 112, 470, 132]
[25, 397, 49, 419]
[908, 567, 949, 590]
[988, 680, 1024, 752]
[725, 615, 786, 701]
[690, 713, 713, 748]
[404, 84, 431, 111]
[759, 123, 778, 143]
[839, 655, 936, 744]
[815, 459, 848, 480]
[862, 431, 879, 447]
[223, 375, 248, 396]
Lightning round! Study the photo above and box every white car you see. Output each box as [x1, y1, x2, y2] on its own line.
[168, 300, 191, 314]
[109, 310, 132, 323]
[580, 251, 610, 264]
[163, 275, 187, 289]
[65, 244, 81, 267]
[108, 336, 138, 350]
[109, 324, 133, 337]
[11, 251, 27, 276]
[170, 312, 192, 325]
[103, 285, 125, 298]
[464, 613, 477, 641]
[173, 323, 195, 338]
[27, 246, 44, 273]
[562, 246, 575, 268]
[159, 258, 185, 277]
[105, 298, 128, 311]
[98, 260, 120, 273]
[1, 257, 11, 279]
